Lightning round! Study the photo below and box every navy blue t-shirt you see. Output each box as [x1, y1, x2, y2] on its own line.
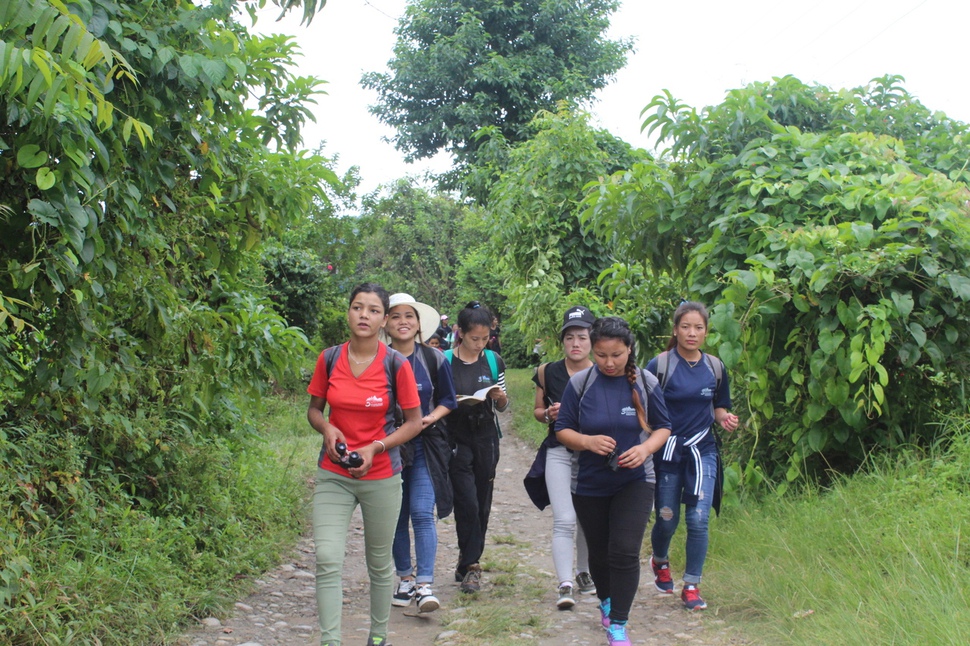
[646, 349, 730, 459]
[408, 346, 458, 416]
[555, 366, 671, 496]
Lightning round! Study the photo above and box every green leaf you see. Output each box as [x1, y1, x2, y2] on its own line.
[35, 167, 55, 190]
[850, 222, 873, 246]
[890, 290, 914, 318]
[908, 322, 926, 347]
[946, 274, 970, 301]
[17, 144, 48, 168]
[817, 328, 844, 353]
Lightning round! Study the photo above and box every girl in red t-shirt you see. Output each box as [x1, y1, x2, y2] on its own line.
[307, 282, 422, 646]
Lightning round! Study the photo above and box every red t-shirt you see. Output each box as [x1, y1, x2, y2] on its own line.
[307, 343, 419, 479]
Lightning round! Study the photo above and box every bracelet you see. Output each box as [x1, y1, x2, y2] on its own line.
[543, 408, 550, 423]
[373, 440, 386, 453]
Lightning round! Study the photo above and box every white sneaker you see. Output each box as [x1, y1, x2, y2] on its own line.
[392, 579, 415, 607]
[415, 583, 439, 613]
[556, 584, 575, 610]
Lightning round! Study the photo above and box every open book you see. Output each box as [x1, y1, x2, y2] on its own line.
[456, 384, 503, 405]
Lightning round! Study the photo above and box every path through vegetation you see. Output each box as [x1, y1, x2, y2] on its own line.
[176, 413, 752, 645]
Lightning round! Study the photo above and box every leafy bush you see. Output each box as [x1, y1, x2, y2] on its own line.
[584, 75, 970, 489]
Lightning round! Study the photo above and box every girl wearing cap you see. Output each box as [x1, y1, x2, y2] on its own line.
[382, 294, 458, 613]
[306, 283, 423, 646]
[446, 301, 509, 594]
[646, 301, 739, 611]
[554, 316, 671, 646]
[532, 306, 596, 609]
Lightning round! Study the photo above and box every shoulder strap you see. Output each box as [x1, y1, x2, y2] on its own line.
[576, 368, 595, 425]
[536, 362, 547, 391]
[444, 349, 453, 364]
[484, 349, 499, 383]
[324, 344, 342, 376]
[705, 354, 723, 392]
[657, 350, 679, 391]
[419, 344, 439, 401]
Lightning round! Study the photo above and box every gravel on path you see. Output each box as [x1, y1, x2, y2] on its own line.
[176, 414, 752, 646]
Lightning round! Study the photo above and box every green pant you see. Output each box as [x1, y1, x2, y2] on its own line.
[313, 468, 403, 645]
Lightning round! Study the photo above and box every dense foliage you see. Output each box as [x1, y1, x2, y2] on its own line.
[583, 75, 970, 490]
[362, 0, 631, 180]
[352, 178, 478, 318]
[0, 0, 337, 640]
[482, 106, 659, 354]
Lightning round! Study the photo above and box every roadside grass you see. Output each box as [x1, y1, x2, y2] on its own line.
[0, 392, 317, 646]
[706, 428, 970, 645]
[505, 368, 544, 448]
[504, 368, 970, 645]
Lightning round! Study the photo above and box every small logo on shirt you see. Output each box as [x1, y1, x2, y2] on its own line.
[365, 395, 384, 408]
[478, 375, 492, 384]
[416, 383, 425, 392]
[621, 406, 636, 417]
[700, 387, 714, 398]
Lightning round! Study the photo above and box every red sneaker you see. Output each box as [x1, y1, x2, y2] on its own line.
[681, 584, 707, 611]
[650, 556, 674, 594]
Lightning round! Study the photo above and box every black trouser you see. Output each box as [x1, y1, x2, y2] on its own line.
[573, 480, 654, 624]
[449, 410, 500, 574]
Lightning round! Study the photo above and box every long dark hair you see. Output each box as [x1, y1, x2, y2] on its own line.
[457, 300, 493, 333]
[590, 316, 649, 432]
[665, 301, 709, 351]
[349, 282, 390, 314]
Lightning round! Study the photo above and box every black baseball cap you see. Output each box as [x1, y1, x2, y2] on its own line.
[560, 306, 595, 339]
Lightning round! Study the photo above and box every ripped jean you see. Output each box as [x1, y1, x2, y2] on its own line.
[650, 450, 717, 585]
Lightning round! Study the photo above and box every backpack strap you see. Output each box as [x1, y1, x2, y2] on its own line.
[657, 350, 676, 390]
[705, 354, 723, 392]
[483, 349, 499, 383]
[418, 344, 440, 403]
[536, 362, 547, 392]
[575, 368, 595, 426]
[324, 344, 341, 377]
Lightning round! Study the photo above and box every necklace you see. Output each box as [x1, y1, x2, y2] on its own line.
[348, 347, 378, 365]
[684, 356, 701, 368]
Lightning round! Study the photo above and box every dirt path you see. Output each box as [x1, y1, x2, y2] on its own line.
[176, 414, 752, 646]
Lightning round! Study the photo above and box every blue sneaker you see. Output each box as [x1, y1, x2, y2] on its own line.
[606, 621, 631, 646]
[599, 597, 611, 629]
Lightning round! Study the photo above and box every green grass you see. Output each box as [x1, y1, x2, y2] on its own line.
[0, 392, 320, 646]
[704, 434, 970, 645]
[504, 368, 544, 448]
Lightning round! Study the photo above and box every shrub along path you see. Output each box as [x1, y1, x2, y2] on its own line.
[176, 412, 751, 645]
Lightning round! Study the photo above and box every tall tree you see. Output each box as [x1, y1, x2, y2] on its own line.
[0, 1, 338, 637]
[483, 105, 649, 349]
[362, 0, 631, 182]
[353, 178, 476, 317]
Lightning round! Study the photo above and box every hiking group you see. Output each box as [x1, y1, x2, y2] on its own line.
[306, 283, 738, 646]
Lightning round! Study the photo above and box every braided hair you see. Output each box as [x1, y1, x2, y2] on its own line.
[590, 316, 649, 432]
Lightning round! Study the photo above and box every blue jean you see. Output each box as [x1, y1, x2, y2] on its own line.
[650, 450, 717, 585]
[393, 438, 437, 583]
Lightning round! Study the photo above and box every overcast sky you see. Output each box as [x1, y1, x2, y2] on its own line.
[252, 0, 964, 196]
